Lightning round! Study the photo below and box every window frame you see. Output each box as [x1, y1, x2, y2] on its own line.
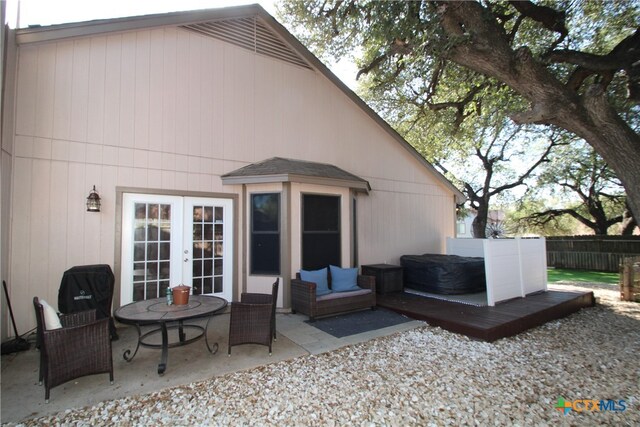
[301, 193, 342, 270]
[250, 192, 281, 275]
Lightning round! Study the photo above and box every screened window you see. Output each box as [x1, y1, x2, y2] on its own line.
[251, 193, 280, 275]
[302, 194, 341, 270]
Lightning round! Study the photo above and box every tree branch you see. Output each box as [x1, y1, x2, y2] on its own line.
[508, 0, 567, 49]
[424, 82, 488, 129]
[525, 208, 596, 230]
[545, 28, 640, 99]
[510, 102, 556, 124]
[488, 132, 563, 197]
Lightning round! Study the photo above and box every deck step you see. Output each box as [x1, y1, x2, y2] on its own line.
[377, 290, 595, 342]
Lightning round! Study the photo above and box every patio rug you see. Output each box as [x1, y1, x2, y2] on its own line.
[405, 288, 488, 307]
[305, 307, 413, 338]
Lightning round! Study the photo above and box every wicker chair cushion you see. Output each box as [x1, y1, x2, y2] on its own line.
[39, 299, 62, 330]
[300, 267, 331, 296]
[329, 266, 360, 292]
[316, 288, 370, 301]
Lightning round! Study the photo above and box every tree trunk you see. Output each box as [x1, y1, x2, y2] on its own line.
[437, 1, 640, 221]
[472, 204, 489, 238]
[621, 209, 638, 235]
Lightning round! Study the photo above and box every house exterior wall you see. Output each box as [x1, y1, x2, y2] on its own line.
[2, 20, 18, 341]
[9, 25, 455, 332]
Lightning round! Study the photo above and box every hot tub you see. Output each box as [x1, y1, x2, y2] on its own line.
[400, 254, 486, 295]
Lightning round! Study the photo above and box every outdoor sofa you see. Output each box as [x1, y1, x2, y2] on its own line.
[291, 266, 376, 321]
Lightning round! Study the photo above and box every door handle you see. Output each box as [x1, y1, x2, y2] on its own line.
[184, 258, 189, 262]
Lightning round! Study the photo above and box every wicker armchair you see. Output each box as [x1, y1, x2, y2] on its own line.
[33, 297, 114, 402]
[228, 279, 279, 356]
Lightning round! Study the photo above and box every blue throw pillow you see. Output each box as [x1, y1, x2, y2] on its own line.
[330, 265, 360, 292]
[300, 267, 331, 296]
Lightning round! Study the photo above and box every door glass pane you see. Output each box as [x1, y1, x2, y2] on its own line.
[130, 202, 171, 301]
[204, 206, 213, 222]
[191, 204, 225, 295]
[160, 243, 170, 260]
[203, 277, 213, 294]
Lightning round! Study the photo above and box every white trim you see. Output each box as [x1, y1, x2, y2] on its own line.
[120, 193, 234, 305]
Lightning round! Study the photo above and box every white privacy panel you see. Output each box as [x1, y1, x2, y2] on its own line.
[446, 237, 485, 257]
[483, 239, 525, 306]
[519, 237, 548, 295]
[447, 237, 548, 306]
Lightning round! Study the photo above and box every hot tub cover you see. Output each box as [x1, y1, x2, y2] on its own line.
[400, 254, 486, 295]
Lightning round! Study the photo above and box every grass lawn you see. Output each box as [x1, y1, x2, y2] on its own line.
[547, 268, 619, 285]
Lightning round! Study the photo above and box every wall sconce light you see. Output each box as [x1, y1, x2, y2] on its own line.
[86, 185, 101, 212]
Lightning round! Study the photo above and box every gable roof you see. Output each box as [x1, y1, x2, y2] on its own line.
[222, 157, 371, 193]
[16, 4, 465, 203]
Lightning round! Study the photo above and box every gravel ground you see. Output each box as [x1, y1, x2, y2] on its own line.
[5, 282, 639, 426]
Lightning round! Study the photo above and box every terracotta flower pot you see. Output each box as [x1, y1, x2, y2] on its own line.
[172, 285, 191, 305]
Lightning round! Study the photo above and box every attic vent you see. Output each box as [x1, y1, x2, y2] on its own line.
[181, 17, 311, 70]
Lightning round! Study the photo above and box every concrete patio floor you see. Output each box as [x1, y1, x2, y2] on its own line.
[1, 310, 424, 424]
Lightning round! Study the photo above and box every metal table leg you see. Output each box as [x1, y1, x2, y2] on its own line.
[205, 315, 219, 354]
[158, 322, 168, 375]
[122, 323, 142, 362]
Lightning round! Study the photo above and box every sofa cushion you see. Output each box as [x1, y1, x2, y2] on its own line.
[316, 288, 371, 301]
[330, 265, 360, 292]
[300, 267, 331, 296]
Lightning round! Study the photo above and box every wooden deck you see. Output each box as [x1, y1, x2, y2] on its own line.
[377, 290, 595, 342]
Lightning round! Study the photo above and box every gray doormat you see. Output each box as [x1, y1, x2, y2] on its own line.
[405, 288, 488, 307]
[305, 308, 412, 338]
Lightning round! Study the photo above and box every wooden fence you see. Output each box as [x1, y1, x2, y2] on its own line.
[546, 236, 640, 272]
[619, 256, 640, 302]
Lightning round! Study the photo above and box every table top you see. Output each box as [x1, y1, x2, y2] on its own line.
[362, 263, 402, 270]
[114, 295, 227, 325]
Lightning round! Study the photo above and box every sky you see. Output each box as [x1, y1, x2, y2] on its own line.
[8, 0, 359, 88]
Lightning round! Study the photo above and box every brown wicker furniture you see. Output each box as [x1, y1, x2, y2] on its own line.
[361, 264, 404, 294]
[33, 297, 114, 403]
[291, 272, 376, 321]
[228, 279, 279, 356]
[114, 295, 227, 375]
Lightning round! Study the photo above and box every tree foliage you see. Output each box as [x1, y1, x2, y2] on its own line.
[434, 121, 563, 237]
[278, 0, 640, 221]
[519, 140, 637, 235]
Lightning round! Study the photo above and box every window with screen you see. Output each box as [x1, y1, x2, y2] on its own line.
[250, 193, 280, 275]
[302, 194, 341, 270]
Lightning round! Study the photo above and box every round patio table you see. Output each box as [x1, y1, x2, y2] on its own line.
[114, 295, 227, 374]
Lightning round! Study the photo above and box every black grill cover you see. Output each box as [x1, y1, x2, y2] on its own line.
[58, 264, 118, 339]
[401, 254, 486, 295]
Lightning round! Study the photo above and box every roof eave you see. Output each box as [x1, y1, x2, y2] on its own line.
[221, 173, 370, 193]
[16, 4, 264, 45]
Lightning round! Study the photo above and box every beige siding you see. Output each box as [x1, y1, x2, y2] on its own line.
[10, 27, 455, 331]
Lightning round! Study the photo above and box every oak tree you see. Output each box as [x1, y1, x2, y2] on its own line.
[279, 0, 640, 220]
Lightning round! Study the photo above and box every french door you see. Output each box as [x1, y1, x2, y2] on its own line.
[120, 194, 233, 304]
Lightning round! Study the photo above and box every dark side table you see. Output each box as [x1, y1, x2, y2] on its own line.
[361, 264, 404, 294]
